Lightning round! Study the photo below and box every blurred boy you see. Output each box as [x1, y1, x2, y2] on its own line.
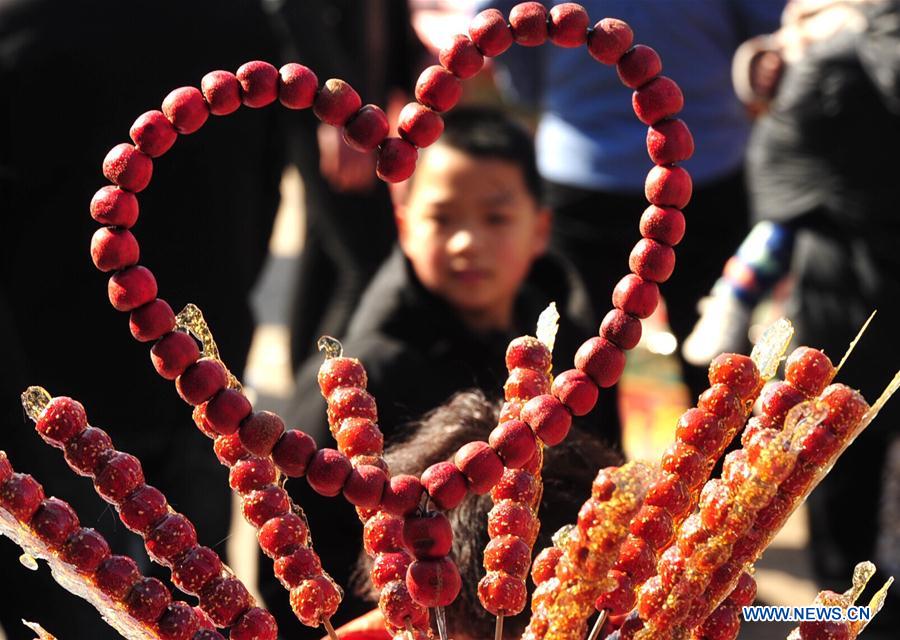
[286, 107, 619, 446]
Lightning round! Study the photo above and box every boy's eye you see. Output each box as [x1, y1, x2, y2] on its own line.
[486, 212, 511, 226]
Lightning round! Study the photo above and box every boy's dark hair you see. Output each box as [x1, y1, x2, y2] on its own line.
[353, 390, 623, 638]
[423, 106, 542, 203]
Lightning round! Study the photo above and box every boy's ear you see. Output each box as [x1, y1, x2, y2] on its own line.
[395, 203, 410, 252]
[533, 206, 552, 256]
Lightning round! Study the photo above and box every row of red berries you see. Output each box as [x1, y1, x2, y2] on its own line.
[479, 336, 554, 617]
[0, 449, 226, 639]
[595, 352, 762, 624]
[315, 358, 433, 638]
[27, 395, 276, 639]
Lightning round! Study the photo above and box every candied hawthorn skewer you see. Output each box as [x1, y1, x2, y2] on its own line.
[20, 388, 276, 639]
[521, 462, 655, 640]
[0, 450, 220, 640]
[786, 562, 893, 640]
[315, 339, 433, 639]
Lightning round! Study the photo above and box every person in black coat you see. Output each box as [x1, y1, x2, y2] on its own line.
[0, 1, 282, 636]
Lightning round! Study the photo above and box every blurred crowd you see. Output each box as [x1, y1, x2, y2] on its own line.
[0, 0, 897, 638]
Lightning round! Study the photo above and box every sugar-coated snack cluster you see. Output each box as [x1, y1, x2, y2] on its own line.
[0, 449, 226, 640]
[478, 337, 553, 618]
[24, 393, 272, 638]
[594, 354, 760, 623]
[315, 356, 433, 638]
[522, 462, 654, 640]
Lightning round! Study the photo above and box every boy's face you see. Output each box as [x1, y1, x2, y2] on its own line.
[397, 144, 551, 331]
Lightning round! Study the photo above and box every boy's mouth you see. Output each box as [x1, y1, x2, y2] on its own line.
[452, 267, 490, 283]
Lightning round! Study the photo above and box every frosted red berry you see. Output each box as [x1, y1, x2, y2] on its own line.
[588, 18, 633, 64]
[407, 557, 462, 607]
[125, 577, 171, 623]
[274, 546, 322, 589]
[200, 577, 252, 627]
[171, 545, 223, 595]
[31, 497, 80, 547]
[455, 441, 503, 495]
[201, 70, 242, 116]
[241, 485, 290, 528]
[258, 512, 308, 558]
[118, 484, 168, 533]
[95, 555, 141, 600]
[278, 63, 318, 110]
[130, 110, 177, 158]
[468, 9, 513, 57]
[162, 87, 209, 134]
[94, 451, 144, 503]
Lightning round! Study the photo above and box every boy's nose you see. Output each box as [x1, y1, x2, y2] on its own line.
[447, 228, 477, 254]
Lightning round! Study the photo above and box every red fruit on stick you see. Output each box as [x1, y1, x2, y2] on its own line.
[403, 511, 453, 560]
[201, 70, 242, 116]
[588, 18, 633, 64]
[729, 571, 757, 606]
[231, 607, 278, 640]
[504, 367, 551, 400]
[275, 546, 323, 589]
[647, 118, 694, 165]
[548, 3, 590, 48]
[491, 468, 539, 506]
[421, 461, 468, 510]
[335, 418, 383, 458]
[61, 527, 110, 573]
[506, 336, 552, 372]
[617, 45, 663, 89]
[130, 110, 177, 158]
[646, 472, 692, 518]
[698, 383, 744, 432]
[278, 63, 318, 110]
[258, 513, 309, 558]
[171, 545, 224, 595]
[272, 429, 317, 477]
[343, 105, 390, 152]
[521, 395, 573, 447]
[204, 389, 252, 436]
[377, 137, 418, 183]
[380, 474, 424, 517]
[531, 546, 563, 585]
[487, 501, 539, 545]
[633, 76, 684, 125]
[176, 359, 228, 406]
[213, 432, 249, 467]
[708, 354, 761, 401]
[629, 238, 676, 283]
[229, 457, 278, 494]
[103, 143, 153, 192]
[91, 227, 140, 273]
[509, 2, 548, 46]
[156, 601, 200, 640]
[146, 513, 198, 565]
[407, 557, 462, 607]
[760, 381, 807, 424]
[118, 484, 168, 533]
[130, 299, 176, 343]
[200, 577, 252, 627]
[238, 411, 285, 457]
[379, 580, 428, 629]
[640, 205, 686, 246]
[306, 448, 352, 497]
[125, 577, 171, 623]
[595, 570, 635, 614]
[151, 331, 200, 380]
[785, 347, 836, 397]
[343, 464, 388, 508]
[661, 441, 707, 489]
[94, 451, 144, 503]
[415, 66, 462, 113]
[91, 185, 139, 228]
[615, 535, 656, 582]
[241, 485, 290, 528]
[95, 554, 141, 600]
[613, 274, 660, 319]
[645, 164, 692, 209]
[364, 512, 404, 556]
[478, 571, 527, 615]
[483, 535, 531, 579]
[236, 60, 279, 108]
[629, 505, 674, 550]
[313, 78, 361, 126]
[63, 427, 113, 476]
[326, 386, 378, 428]
[398, 103, 444, 148]
[35, 396, 87, 447]
[290, 576, 341, 626]
[489, 419, 538, 468]
[551, 368, 599, 416]
[317, 357, 367, 398]
[697, 600, 741, 640]
[372, 552, 412, 591]
[676, 408, 728, 457]
[440, 34, 484, 79]
[108, 265, 158, 312]
[575, 336, 626, 388]
[819, 384, 869, 436]
[468, 9, 513, 57]
[455, 441, 503, 494]
[31, 497, 79, 547]
[162, 87, 209, 134]
[600, 309, 643, 351]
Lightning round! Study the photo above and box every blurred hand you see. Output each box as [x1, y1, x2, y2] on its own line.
[317, 123, 377, 193]
[682, 289, 752, 367]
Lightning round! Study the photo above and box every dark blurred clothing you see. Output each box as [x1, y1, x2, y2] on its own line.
[747, 2, 900, 636]
[0, 1, 282, 637]
[271, 0, 425, 366]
